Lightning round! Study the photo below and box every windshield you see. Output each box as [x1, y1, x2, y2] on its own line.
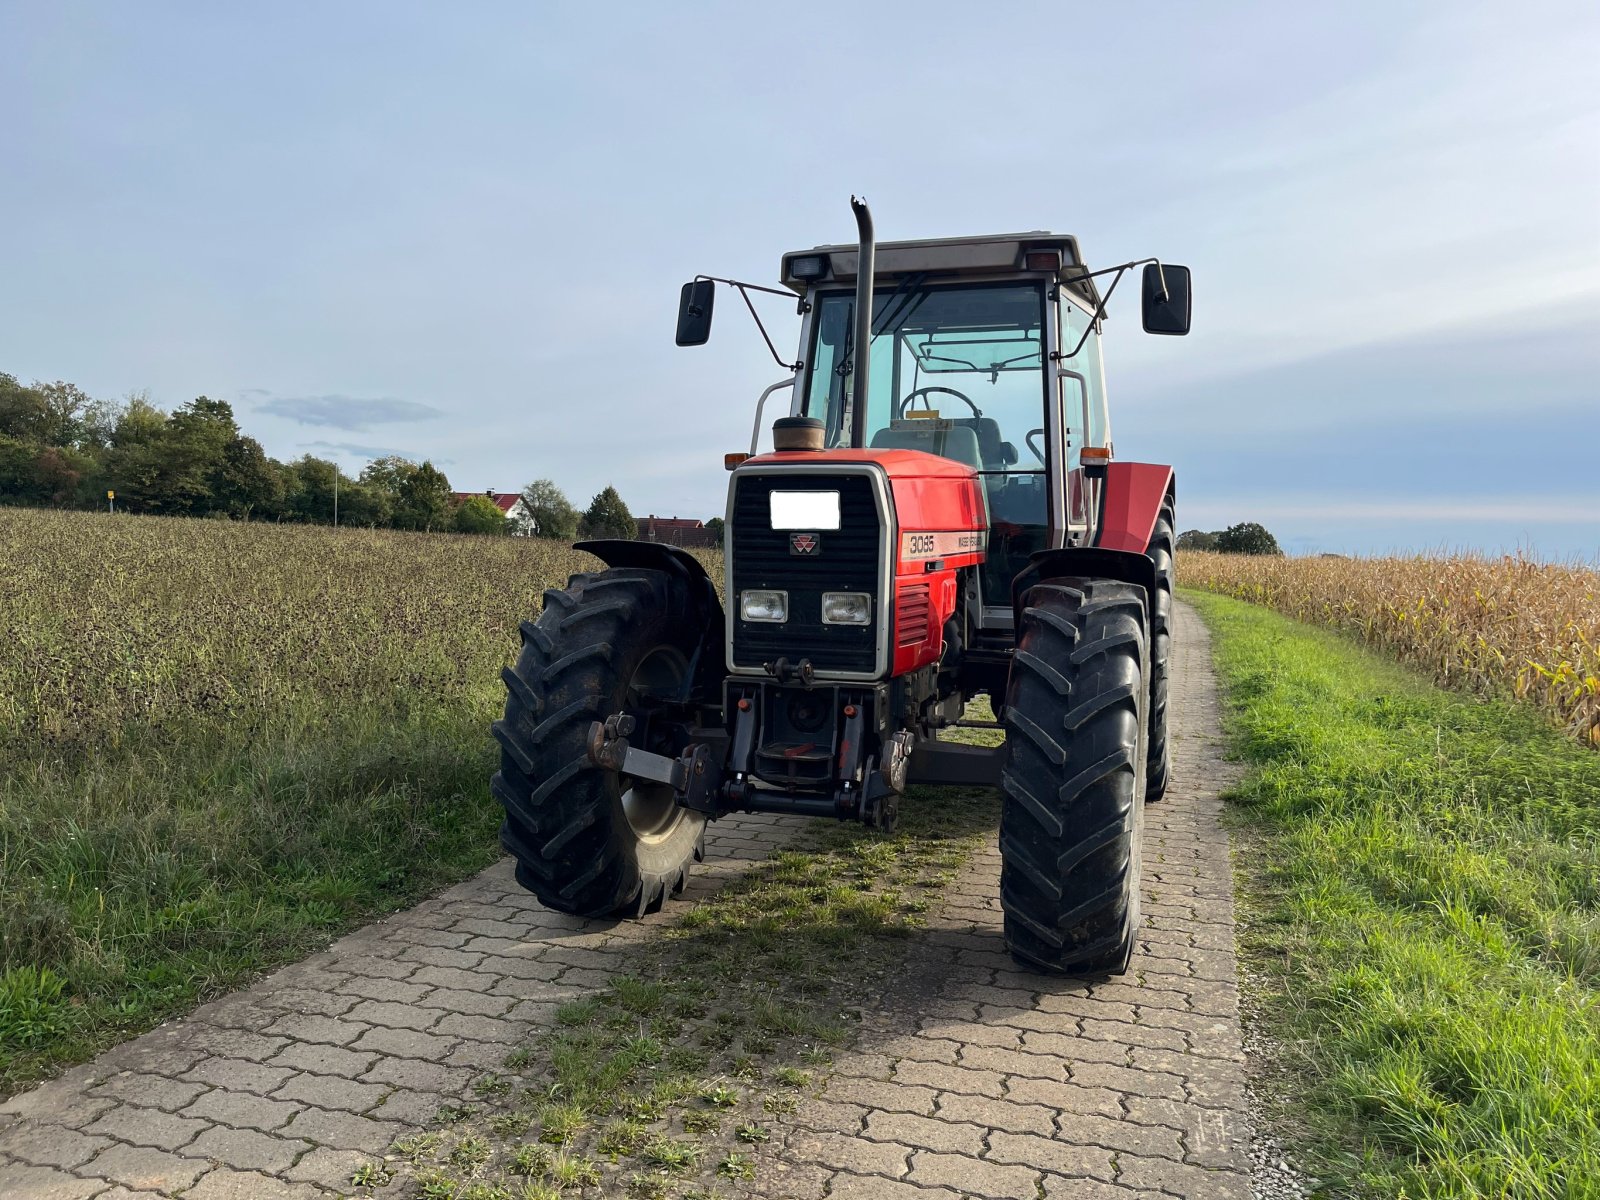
[804, 282, 1048, 470]
[803, 281, 1051, 606]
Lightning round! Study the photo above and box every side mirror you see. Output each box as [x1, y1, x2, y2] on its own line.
[675, 279, 716, 346]
[1141, 263, 1191, 336]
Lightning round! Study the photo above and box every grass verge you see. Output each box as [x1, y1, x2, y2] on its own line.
[1187, 590, 1600, 1199]
[380, 786, 1000, 1200]
[0, 707, 504, 1095]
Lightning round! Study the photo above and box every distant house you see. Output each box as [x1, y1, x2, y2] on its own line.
[452, 490, 532, 532]
[637, 515, 719, 549]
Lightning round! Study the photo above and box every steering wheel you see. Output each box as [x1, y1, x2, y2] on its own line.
[897, 386, 980, 420]
[1024, 429, 1046, 465]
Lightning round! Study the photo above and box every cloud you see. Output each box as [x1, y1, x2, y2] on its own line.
[301, 439, 438, 463]
[251, 394, 445, 431]
[1189, 496, 1600, 525]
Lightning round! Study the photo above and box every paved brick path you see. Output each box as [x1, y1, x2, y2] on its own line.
[0, 601, 1248, 1199]
[752, 602, 1250, 1199]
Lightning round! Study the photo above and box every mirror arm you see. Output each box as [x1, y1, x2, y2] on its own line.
[1056, 256, 1170, 358]
[749, 378, 797, 456]
[695, 275, 803, 371]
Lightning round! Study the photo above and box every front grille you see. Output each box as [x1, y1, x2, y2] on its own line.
[897, 583, 931, 647]
[730, 472, 882, 675]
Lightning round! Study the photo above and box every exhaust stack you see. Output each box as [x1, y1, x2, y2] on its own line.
[849, 196, 874, 449]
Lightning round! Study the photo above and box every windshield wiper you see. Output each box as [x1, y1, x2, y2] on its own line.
[870, 273, 929, 341]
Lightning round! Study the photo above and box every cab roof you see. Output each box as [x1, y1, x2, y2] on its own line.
[779, 231, 1102, 315]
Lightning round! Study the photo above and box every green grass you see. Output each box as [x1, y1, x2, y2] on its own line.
[393, 785, 998, 1199]
[0, 706, 504, 1094]
[1188, 590, 1600, 1199]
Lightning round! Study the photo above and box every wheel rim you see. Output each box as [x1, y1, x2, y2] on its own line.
[620, 645, 690, 843]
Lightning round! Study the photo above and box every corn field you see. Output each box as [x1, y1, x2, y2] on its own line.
[1182, 551, 1600, 748]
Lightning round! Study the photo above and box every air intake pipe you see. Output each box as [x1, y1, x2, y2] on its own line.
[850, 196, 874, 450]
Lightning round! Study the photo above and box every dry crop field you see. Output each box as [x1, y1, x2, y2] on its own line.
[0, 507, 622, 1090]
[1182, 550, 1600, 748]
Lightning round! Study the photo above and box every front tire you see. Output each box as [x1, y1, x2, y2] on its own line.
[491, 568, 706, 918]
[999, 579, 1148, 975]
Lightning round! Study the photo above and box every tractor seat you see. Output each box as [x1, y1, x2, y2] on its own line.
[963, 416, 1016, 470]
[870, 424, 983, 472]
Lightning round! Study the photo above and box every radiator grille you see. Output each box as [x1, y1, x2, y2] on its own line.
[729, 472, 882, 674]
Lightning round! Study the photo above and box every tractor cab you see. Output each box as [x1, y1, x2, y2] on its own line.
[775, 233, 1110, 612]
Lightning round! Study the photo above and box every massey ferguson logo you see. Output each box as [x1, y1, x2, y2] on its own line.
[789, 533, 820, 555]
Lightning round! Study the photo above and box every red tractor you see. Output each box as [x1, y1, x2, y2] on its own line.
[493, 200, 1189, 975]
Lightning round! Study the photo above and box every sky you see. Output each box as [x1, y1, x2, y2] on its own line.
[2, 1, 1596, 559]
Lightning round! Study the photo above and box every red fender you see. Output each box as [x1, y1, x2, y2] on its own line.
[1096, 462, 1174, 553]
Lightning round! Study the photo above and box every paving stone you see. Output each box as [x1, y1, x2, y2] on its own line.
[177, 1026, 290, 1062]
[262, 1012, 372, 1045]
[182, 1165, 326, 1199]
[82, 1104, 207, 1151]
[824, 1077, 939, 1116]
[985, 1129, 1117, 1181]
[862, 1111, 985, 1155]
[281, 1107, 407, 1153]
[351, 1025, 458, 1060]
[271, 1071, 389, 1114]
[89, 1071, 209, 1113]
[414, 986, 517, 1016]
[909, 1149, 1040, 1200]
[82, 1142, 211, 1191]
[893, 1058, 1009, 1099]
[360, 1057, 474, 1094]
[0, 1069, 114, 1126]
[933, 1090, 1056, 1135]
[332, 976, 431, 1004]
[263, 987, 361, 1017]
[786, 1128, 909, 1177]
[394, 945, 484, 971]
[0, 1161, 108, 1199]
[0, 1121, 112, 1169]
[280, 1144, 378, 1185]
[1001, 1077, 1125, 1118]
[793, 1099, 868, 1135]
[181, 1125, 312, 1172]
[182, 1056, 296, 1095]
[268, 1040, 379, 1077]
[367, 1087, 446, 1125]
[432, 1012, 523, 1043]
[1114, 1155, 1250, 1199]
[181, 1088, 303, 1132]
[1066, 1059, 1186, 1100]
[826, 1174, 966, 1200]
[443, 1039, 515, 1071]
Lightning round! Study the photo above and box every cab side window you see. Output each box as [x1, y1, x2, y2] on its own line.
[1059, 301, 1107, 464]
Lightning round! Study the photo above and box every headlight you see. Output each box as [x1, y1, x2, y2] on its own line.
[821, 591, 872, 625]
[740, 589, 788, 623]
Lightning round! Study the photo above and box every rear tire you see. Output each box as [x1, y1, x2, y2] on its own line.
[1145, 504, 1175, 801]
[999, 579, 1148, 975]
[491, 568, 706, 919]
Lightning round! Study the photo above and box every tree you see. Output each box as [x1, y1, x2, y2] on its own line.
[454, 494, 511, 535]
[579, 485, 635, 540]
[518, 478, 580, 540]
[1175, 529, 1219, 552]
[361, 456, 453, 531]
[1214, 522, 1282, 556]
[214, 434, 282, 518]
[336, 482, 392, 528]
[705, 516, 725, 547]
